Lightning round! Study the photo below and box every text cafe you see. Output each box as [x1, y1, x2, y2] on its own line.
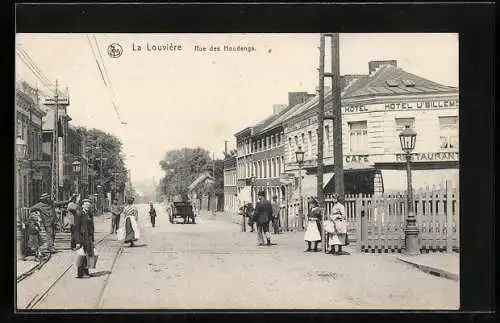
[342, 100, 458, 114]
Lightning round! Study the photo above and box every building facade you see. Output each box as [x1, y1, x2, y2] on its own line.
[284, 60, 459, 199]
[15, 80, 48, 209]
[223, 156, 238, 213]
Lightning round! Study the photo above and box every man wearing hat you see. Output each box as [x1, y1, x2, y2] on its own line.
[271, 195, 281, 234]
[66, 194, 80, 250]
[30, 193, 72, 253]
[254, 190, 274, 246]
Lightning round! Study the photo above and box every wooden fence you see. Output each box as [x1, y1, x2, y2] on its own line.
[279, 180, 460, 253]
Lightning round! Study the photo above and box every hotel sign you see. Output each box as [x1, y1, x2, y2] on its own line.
[342, 100, 458, 114]
[395, 152, 459, 162]
[384, 100, 458, 111]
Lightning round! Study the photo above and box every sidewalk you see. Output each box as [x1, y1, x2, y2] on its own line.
[396, 253, 459, 281]
[16, 213, 113, 282]
[209, 210, 460, 281]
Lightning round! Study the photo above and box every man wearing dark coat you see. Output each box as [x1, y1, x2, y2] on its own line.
[74, 198, 95, 278]
[30, 193, 72, 253]
[254, 190, 274, 246]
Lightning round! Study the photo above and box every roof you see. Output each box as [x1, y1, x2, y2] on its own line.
[342, 65, 457, 98]
[188, 172, 216, 192]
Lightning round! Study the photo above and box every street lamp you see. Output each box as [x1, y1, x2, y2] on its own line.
[72, 160, 81, 195]
[399, 125, 420, 255]
[295, 146, 305, 231]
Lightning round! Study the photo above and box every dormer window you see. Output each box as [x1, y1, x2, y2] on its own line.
[402, 79, 416, 87]
[386, 79, 400, 87]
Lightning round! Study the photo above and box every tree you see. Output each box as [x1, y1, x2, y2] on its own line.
[159, 147, 212, 199]
[76, 126, 128, 197]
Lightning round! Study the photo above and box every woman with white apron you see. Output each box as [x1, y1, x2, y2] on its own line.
[117, 196, 140, 247]
[304, 197, 322, 252]
[326, 193, 348, 255]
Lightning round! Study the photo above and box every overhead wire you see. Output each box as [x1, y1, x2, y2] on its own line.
[86, 34, 124, 122]
[15, 47, 56, 95]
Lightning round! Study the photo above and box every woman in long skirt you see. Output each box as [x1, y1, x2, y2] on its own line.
[122, 196, 140, 247]
[327, 193, 348, 255]
[304, 197, 322, 252]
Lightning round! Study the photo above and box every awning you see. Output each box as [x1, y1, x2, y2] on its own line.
[237, 186, 252, 203]
[300, 173, 334, 197]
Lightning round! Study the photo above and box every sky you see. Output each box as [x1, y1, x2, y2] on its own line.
[15, 33, 458, 185]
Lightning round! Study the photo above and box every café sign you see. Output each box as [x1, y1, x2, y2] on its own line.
[345, 155, 370, 163]
[395, 152, 459, 162]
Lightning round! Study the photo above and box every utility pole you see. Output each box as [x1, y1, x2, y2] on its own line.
[330, 33, 345, 198]
[224, 141, 228, 156]
[317, 35, 326, 252]
[50, 80, 59, 202]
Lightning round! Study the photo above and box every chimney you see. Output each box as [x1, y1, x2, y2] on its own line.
[273, 104, 287, 115]
[368, 60, 397, 74]
[288, 92, 311, 108]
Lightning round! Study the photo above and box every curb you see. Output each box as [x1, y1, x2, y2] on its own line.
[396, 257, 459, 281]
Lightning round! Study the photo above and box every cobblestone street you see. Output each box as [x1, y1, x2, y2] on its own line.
[16, 204, 459, 310]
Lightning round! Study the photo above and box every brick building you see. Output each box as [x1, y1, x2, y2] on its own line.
[223, 156, 238, 213]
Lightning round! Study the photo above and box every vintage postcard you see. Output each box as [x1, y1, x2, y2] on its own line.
[15, 32, 459, 310]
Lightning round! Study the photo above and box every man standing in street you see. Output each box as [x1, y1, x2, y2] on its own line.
[254, 190, 274, 246]
[30, 193, 72, 253]
[149, 202, 157, 227]
[110, 199, 123, 234]
[271, 195, 281, 234]
[67, 194, 80, 250]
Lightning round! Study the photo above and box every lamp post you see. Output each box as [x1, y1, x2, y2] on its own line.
[72, 160, 81, 195]
[399, 125, 420, 256]
[97, 184, 102, 215]
[295, 146, 305, 231]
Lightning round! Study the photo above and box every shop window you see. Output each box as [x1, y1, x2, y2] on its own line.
[439, 116, 458, 149]
[349, 121, 368, 152]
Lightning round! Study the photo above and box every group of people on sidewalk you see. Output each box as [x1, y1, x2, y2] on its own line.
[239, 191, 349, 254]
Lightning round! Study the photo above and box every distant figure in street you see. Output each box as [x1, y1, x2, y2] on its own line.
[110, 199, 124, 234]
[270, 195, 281, 234]
[304, 197, 322, 252]
[327, 193, 348, 255]
[30, 193, 72, 253]
[239, 203, 255, 232]
[254, 190, 274, 246]
[122, 196, 140, 247]
[149, 202, 157, 227]
[74, 198, 95, 278]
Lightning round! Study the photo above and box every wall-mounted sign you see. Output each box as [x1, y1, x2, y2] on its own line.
[345, 155, 370, 163]
[384, 100, 458, 111]
[395, 152, 459, 162]
[42, 96, 70, 105]
[343, 105, 368, 113]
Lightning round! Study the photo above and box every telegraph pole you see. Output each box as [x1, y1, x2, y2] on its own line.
[50, 80, 59, 202]
[331, 33, 345, 198]
[317, 35, 326, 252]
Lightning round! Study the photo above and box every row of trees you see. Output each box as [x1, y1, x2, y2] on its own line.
[158, 147, 236, 202]
[76, 126, 133, 200]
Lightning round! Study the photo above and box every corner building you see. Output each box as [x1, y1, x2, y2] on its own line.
[284, 60, 459, 198]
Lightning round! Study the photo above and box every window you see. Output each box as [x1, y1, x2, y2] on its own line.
[308, 131, 313, 159]
[439, 116, 458, 149]
[301, 133, 306, 157]
[272, 158, 277, 178]
[395, 117, 415, 131]
[17, 117, 23, 138]
[349, 121, 368, 152]
[288, 137, 292, 161]
[324, 126, 331, 154]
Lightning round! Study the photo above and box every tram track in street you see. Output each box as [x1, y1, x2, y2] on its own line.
[24, 233, 114, 310]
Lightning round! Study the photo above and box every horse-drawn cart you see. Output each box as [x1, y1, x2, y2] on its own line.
[167, 201, 196, 224]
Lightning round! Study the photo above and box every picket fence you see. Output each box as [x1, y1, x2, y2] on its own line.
[279, 180, 460, 253]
